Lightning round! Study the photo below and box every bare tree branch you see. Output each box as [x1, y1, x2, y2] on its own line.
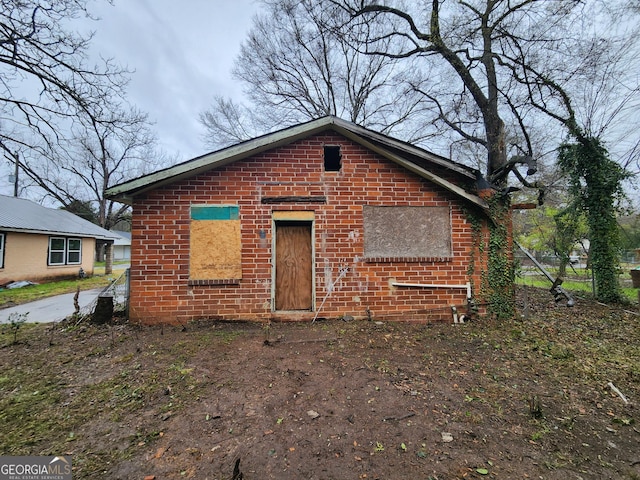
[200, 0, 428, 149]
[1, 0, 131, 156]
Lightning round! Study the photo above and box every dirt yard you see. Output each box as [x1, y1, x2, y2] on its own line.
[1, 287, 639, 479]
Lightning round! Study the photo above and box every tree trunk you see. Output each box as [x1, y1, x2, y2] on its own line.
[104, 241, 113, 275]
[92, 294, 113, 324]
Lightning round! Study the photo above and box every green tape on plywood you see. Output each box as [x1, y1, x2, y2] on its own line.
[191, 205, 239, 220]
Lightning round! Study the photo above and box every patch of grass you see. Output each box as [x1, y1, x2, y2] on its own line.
[517, 274, 637, 302]
[0, 377, 64, 453]
[530, 420, 551, 441]
[0, 323, 170, 468]
[0, 276, 115, 307]
[213, 329, 243, 344]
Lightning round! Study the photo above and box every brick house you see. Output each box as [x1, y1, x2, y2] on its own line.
[106, 116, 493, 325]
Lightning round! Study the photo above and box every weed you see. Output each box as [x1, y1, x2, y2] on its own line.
[529, 395, 543, 418]
[2, 312, 28, 344]
[612, 417, 634, 426]
[530, 421, 551, 441]
[374, 359, 390, 373]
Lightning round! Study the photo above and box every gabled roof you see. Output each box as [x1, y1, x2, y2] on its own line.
[0, 195, 119, 241]
[112, 231, 131, 245]
[106, 116, 487, 209]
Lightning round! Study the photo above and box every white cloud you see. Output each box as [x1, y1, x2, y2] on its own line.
[89, 0, 259, 159]
[0, 1, 259, 196]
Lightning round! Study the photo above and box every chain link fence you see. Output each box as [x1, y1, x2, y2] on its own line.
[72, 268, 130, 322]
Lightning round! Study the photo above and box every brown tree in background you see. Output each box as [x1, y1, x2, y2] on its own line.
[200, 0, 428, 149]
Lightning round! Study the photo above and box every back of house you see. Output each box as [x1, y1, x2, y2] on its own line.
[107, 117, 494, 325]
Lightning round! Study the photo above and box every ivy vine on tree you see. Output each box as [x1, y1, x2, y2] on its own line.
[557, 137, 629, 303]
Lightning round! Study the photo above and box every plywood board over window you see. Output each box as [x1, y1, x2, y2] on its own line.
[363, 205, 452, 260]
[190, 205, 241, 281]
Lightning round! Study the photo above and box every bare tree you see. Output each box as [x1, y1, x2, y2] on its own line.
[200, 0, 427, 149]
[200, 96, 274, 149]
[321, 0, 640, 308]
[327, 0, 638, 188]
[1, 0, 171, 236]
[18, 106, 163, 230]
[0, 0, 129, 160]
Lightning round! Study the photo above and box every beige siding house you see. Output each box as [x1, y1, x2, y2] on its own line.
[0, 195, 119, 284]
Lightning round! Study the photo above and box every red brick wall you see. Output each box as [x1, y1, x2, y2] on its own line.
[129, 132, 488, 324]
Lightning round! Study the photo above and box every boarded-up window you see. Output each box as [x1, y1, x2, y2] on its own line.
[363, 206, 452, 259]
[190, 205, 242, 280]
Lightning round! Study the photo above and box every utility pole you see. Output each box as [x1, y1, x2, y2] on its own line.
[1, 141, 20, 197]
[12, 151, 19, 197]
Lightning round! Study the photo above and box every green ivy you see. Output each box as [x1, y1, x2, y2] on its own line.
[466, 197, 516, 321]
[485, 196, 516, 320]
[557, 137, 629, 303]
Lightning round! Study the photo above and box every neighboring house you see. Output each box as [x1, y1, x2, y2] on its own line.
[0, 195, 119, 284]
[112, 231, 131, 261]
[106, 116, 495, 325]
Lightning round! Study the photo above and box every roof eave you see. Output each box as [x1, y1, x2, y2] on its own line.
[334, 126, 488, 210]
[106, 117, 341, 203]
[106, 115, 484, 209]
[1, 226, 119, 241]
[330, 119, 477, 180]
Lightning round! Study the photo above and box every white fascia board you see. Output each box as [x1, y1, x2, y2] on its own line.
[106, 117, 339, 202]
[1, 227, 119, 241]
[335, 126, 488, 210]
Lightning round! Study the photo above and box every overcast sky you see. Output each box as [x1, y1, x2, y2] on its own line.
[89, 0, 260, 160]
[0, 0, 260, 196]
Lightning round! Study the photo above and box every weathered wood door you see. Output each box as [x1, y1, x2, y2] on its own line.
[275, 222, 313, 310]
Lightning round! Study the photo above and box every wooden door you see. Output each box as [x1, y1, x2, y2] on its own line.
[275, 222, 313, 310]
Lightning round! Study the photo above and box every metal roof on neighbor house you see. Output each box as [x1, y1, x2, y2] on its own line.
[0, 195, 120, 241]
[105, 116, 488, 209]
[112, 231, 131, 245]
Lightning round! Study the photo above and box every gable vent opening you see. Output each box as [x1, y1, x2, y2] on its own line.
[323, 145, 342, 172]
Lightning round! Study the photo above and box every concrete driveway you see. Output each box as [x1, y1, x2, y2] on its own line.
[0, 288, 104, 324]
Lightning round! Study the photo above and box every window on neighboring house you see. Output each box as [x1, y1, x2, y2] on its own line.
[48, 237, 82, 266]
[67, 238, 82, 264]
[49, 237, 66, 265]
[0, 233, 4, 269]
[324, 145, 342, 171]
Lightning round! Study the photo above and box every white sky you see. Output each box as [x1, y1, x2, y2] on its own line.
[89, 0, 260, 160]
[1, 0, 260, 196]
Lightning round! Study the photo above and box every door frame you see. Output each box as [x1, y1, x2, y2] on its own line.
[271, 211, 315, 312]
